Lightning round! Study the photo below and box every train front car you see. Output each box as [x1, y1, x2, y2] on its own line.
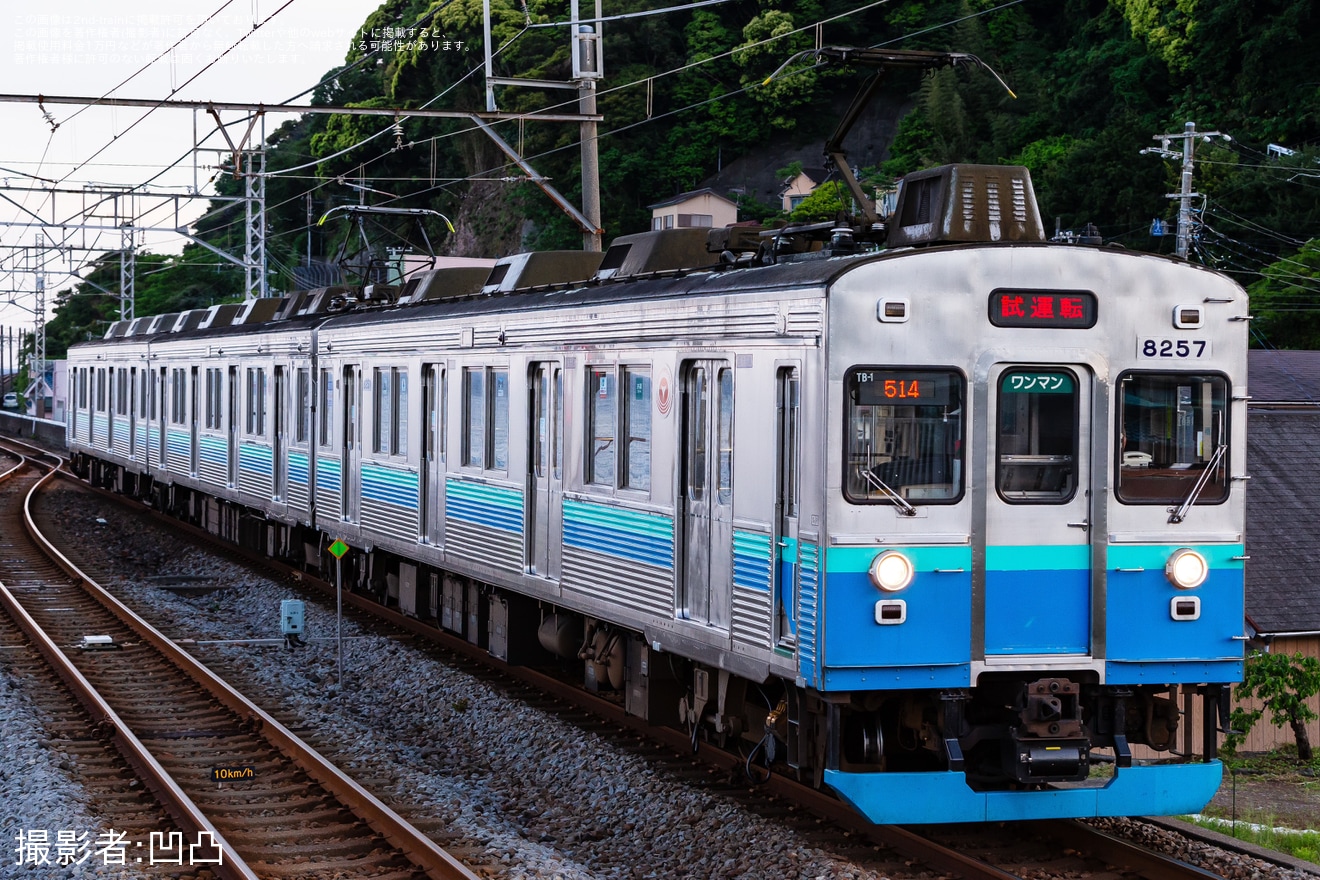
[815, 165, 1247, 823]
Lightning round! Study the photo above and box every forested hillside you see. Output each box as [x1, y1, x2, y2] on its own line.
[42, 0, 1320, 354]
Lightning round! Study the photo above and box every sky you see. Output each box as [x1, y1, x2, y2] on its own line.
[0, 0, 389, 331]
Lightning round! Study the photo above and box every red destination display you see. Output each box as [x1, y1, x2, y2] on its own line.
[989, 289, 1097, 328]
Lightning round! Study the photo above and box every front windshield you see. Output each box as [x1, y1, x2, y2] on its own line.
[1116, 372, 1229, 505]
[844, 368, 964, 504]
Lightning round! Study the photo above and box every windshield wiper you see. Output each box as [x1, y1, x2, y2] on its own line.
[1168, 443, 1228, 524]
[862, 468, 918, 516]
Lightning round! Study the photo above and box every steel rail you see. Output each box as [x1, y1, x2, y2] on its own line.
[1032, 820, 1228, 880]
[49, 457, 1260, 880]
[260, 557, 1026, 880]
[0, 456, 257, 880]
[5, 444, 480, 880]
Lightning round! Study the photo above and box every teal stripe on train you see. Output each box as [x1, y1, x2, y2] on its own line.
[563, 498, 673, 569]
[733, 530, 772, 593]
[316, 457, 341, 493]
[288, 452, 309, 486]
[797, 542, 820, 684]
[362, 462, 419, 509]
[447, 479, 523, 534]
[987, 544, 1088, 570]
[199, 434, 226, 466]
[239, 442, 273, 476]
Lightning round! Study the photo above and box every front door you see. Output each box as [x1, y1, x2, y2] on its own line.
[679, 360, 733, 629]
[526, 362, 564, 579]
[984, 364, 1093, 657]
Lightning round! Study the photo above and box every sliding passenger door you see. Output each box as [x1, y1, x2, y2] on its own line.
[189, 366, 200, 476]
[342, 365, 361, 523]
[420, 363, 446, 545]
[273, 365, 286, 501]
[526, 361, 563, 580]
[678, 360, 733, 629]
[773, 366, 801, 648]
[129, 367, 138, 459]
[228, 366, 239, 487]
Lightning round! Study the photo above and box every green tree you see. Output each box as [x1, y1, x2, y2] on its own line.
[1227, 650, 1320, 761]
[789, 180, 849, 222]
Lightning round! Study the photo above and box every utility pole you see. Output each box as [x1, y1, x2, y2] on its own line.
[1143, 121, 1223, 259]
[481, 1, 605, 250]
[572, 0, 603, 252]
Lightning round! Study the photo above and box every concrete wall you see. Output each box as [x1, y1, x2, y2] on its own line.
[0, 411, 66, 449]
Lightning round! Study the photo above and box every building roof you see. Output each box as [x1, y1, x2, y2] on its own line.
[647, 188, 737, 211]
[782, 167, 828, 183]
[1249, 349, 1320, 405]
[1245, 407, 1320, 634]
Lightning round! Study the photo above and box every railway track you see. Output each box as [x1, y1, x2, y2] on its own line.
[0, 440, 481, 880]
[5, 436, 1299, 879]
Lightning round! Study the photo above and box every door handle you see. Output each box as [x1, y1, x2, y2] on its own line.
[1067, 520, 1090, 530]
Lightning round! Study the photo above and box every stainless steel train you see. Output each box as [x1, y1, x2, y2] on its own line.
[67, 163, 1248, 823]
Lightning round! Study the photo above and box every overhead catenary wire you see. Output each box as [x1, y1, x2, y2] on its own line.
[53, 0, 306, 188]
[190, 0, 1030, 292]
[25, 0, 1037, 297]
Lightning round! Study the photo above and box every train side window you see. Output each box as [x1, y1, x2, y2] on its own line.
[588, 367, 616, 485]
[319, 369, 333, 447]
[116, 369, 129, 416]
[436, 367, 447, 463]
[246, 367, 266, 436]
[552, 368, 563, 480]
[295, 368, 310, 444]
[490, 369, 507, 470]
[205, 368, 222, 430]
[623, 367, 652, 491]
[396, 370, 409, 456]
[1116, 372, 1229, 505]
[844, 368, 965, 504]
[996, 369, 1078, 503]
[462, 367, 508, 471]
[463, 367, 485, 468]
[717, 368, 733, 504]
[171, 368, 187, 425]
[139, 370, 149, 419]
[374, 368, 393, 454]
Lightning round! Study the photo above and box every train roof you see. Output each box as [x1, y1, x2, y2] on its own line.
[70, 237, 1243, 353]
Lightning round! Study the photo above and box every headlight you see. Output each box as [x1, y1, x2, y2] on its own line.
[1165, 548, 1208, 589]
[869, 551, 915, 592]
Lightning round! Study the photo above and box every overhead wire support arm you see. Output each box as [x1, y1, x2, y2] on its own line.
[0, 93, 600, 125]
[469, 116, 602, 238]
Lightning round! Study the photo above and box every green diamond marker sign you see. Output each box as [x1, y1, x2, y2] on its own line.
[328, 539, 349, 559]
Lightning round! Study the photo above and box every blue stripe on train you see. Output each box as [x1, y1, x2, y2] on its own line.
[446, 479, 523, 534]
[362, 462, 419, 509]
[562, 498, 674, 569]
